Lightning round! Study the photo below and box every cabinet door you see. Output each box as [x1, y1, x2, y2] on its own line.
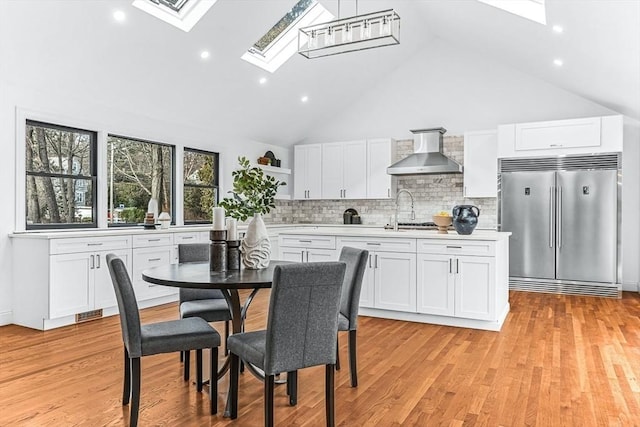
[132, 247, 176, 301]
[94, 249, 131, 310]
[342, 140, 367, 199]
[416, 254, 454, 316]
[374, 251, 416, 312]
[280, 247, 305, 262]
[367, 138, 393, 199]
[49, 253, 92, 318]
[455, 256, 495, 321]
[321, 142, 344, 199]
[359, 256, 375, 308]
[294, 145, 308, 200]
[307, 248, 338, 262]
[464, 130, 497, 198]
[515, 117, 601, 151]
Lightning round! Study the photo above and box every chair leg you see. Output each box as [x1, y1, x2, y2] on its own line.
[131, 358, 141, 427]
[196, 349, 203, 392]
[335, 335, 340, 371]
[180, 350, 184, 363]
[123, 346, 131, 405]
[287, 371, 297, 406]
[210, 347, 218, 415]
[224, 321, 230, 356]
[265, 374, 275, 427]
[348, 329, 358, 387]
[183, 350, 190, 381]
[325, 364, 335, 427]
[230, 353, 240, 419]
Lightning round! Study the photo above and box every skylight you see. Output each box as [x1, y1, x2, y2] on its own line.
[132, 0, 218, 32]
[241, 0, 334, 73]
[478, 0, 547, 25]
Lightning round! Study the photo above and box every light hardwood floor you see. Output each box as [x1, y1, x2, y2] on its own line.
[1, 290, 639, 426]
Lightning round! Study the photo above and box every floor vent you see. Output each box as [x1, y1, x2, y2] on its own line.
[509, 279, 621, 298]
[76, 309, 103, 323]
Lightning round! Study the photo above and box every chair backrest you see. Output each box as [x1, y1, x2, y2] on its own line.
[338, 247, 369, 330]
[106, 254, 143, 358]
[264, 262, 346, 375]
[177, 243, 225, 302]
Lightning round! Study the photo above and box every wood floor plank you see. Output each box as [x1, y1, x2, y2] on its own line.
[1, 290, 640, 426]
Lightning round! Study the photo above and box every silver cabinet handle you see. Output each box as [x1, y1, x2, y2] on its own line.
[298, 240, 313, 243]
[301, 251, 304, 262]
[148, 238, 161, 242]
[456, 258, 459, 274]
[148, 257, 161, 262]
[368, 254, 372, 268]
[446, 246, 462, 249]
[367, 242, 381, 246]
[549, 187, 553, 248]
[182, 236, 194, 240]
[387, 188, 390, 197]
[87, 242, 103, 247]
[306, 251, 309, 262]
[558, 186, 563, 249]
[374, 254, 378, 269]
[90, 255, 95, 269]
[464, 186, 467, 197]
[96, 254, 100, 269]
[449, 258, 452, 274]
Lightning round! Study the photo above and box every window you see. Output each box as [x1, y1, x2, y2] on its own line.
[132, 0, 218, 32]
[107, 135, 174, 226]
[25, 120, 97, 229]
[183, 148, 219, 224]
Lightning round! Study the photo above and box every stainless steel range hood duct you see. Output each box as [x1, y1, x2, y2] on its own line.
[387, 127, 463, 175]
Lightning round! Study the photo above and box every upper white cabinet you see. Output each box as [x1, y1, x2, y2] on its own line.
[294, 144, 322, 200]
[367, 138, 394, 199]
[321, 140, 367, 199]
[463, 130, 497, 198]
[498, 115, 623, 158]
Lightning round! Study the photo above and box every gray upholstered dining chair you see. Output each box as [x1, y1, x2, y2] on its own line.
[178, 243, 231, 381]
[227, 262, 346, 427]
[106, 254, 220, 427]
[335, 246, 369, 387]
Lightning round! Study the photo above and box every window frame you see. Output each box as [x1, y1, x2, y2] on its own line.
[106, 133, 176, 228]
[183, 147, 219, 225]
[24, 119, 98, 230]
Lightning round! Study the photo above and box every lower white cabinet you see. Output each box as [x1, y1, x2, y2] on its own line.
[279, 234, 338, 262]
[132, 245, 178, 301]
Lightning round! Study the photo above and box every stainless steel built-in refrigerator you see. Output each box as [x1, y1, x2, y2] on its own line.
[499, 154, 620, 294]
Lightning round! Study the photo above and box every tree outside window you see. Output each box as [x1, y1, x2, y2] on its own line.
[183, 148, 219, 223]
[25, 120, 97, 229]
[107, 135, 174, 225]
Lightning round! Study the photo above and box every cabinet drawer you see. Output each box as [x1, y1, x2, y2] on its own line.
[50, 235, 131, 254]
[173, 232, 200, 244]
[279, 235, 336, 249]
[338, 236, 416, 253]
[133, 234, 173, 248]
[417, 239, 495, 256]
[133, 247, 174, 276]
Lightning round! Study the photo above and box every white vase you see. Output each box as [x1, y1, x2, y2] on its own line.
[241, 213, 271, 269]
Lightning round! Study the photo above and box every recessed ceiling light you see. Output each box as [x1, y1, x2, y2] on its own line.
[113, 10, 126, 22]
[552, 25, 564, 33]
[259, 77, 268, 85]
[200, 51, 210, 60]
[553, 58, 564, 67]
[301, 96, 309, 103]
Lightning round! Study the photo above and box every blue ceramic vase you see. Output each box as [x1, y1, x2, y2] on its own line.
[452, 205, 480, 235]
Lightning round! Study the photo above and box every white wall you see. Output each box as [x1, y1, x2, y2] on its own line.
[0, 82, 289, 326]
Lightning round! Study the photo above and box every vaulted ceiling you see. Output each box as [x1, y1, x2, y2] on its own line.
[1, 0, 638, 146]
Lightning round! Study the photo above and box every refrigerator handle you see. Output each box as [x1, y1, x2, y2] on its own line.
[558, 186, 562, 249]
[549, 187, 554, 248]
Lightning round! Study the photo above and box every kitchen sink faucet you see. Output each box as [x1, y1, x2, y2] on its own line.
[394, 189, 416, 231]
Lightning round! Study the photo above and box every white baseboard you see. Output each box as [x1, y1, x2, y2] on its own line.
[0, 310, 13, 326]
[621, 281, 639, 292]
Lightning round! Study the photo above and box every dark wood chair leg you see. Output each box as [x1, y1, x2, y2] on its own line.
[230, 353, 240, 419]
[196, 349, 203, 392]
[210, 347, 218, 415]
[180, 350, 184, 363]
[123, 346, 131, 405]
[183, 350, 190, 381]
[131, 358, 141, 427]
[335, 335, 340, 371]
[348, 329, 358, 387]
[265, 374, 275, 427]
[325, 364, 335, 427]
[224, 321, 230, 355]
[287, 371, 297, 406]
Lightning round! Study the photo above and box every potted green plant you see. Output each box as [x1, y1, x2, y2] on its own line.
[219, 156, 285, 269]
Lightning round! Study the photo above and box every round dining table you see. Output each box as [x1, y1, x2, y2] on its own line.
[142, 260, 292, 416]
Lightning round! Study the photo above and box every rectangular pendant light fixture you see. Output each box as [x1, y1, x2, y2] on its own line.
[298, 9, 400, 59]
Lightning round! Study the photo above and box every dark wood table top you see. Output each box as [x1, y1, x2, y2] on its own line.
[142, 261, 293, 290]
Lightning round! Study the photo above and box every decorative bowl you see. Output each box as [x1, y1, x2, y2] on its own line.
[432, 215, 452, 234]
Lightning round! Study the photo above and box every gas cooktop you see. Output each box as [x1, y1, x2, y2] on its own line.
[383, 222, 440, 230]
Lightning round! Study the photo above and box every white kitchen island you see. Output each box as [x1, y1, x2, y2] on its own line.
[279, 227, 511, 331]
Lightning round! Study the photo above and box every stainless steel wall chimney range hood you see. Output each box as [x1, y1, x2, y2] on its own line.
[387, 128, 463, 175]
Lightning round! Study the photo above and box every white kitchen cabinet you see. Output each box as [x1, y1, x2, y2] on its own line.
[294, 144, 322, 199]
[132, 245, 178, 301]
[515, 117, 601, 151]
[463, 130, 497, 198]
[417, 240, 496, 321]
[366, 138, 394, 199]
[321, 140, 367, 199]
[337, 236, 416, 312]
[279, 234, 338, 262]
